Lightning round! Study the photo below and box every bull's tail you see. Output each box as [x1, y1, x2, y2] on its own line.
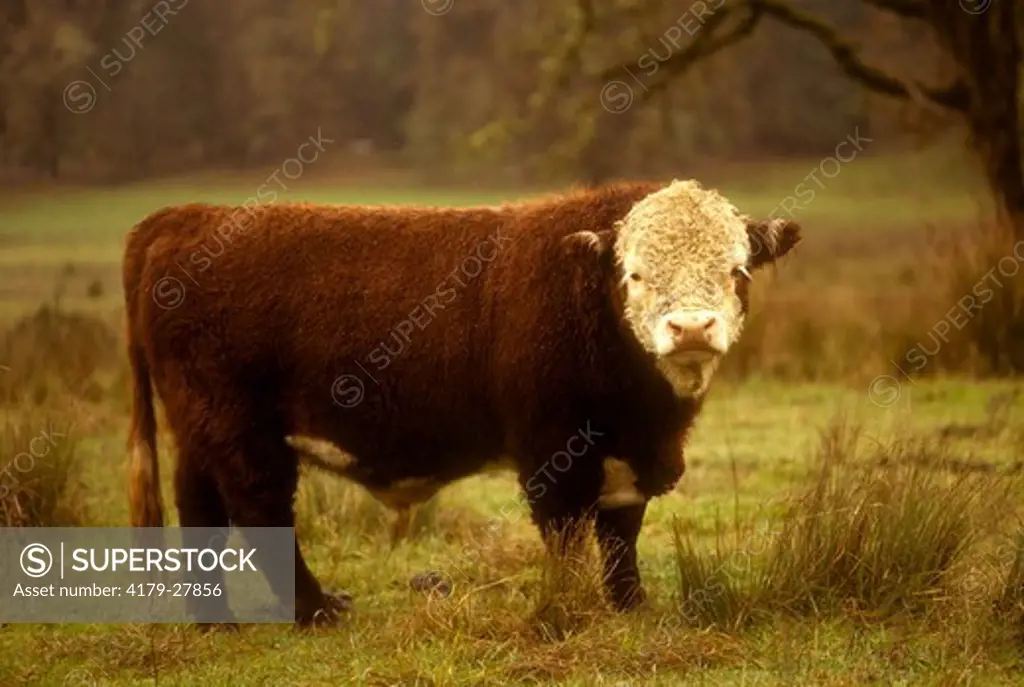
[123, 207, 194, 528]
[126, 329, 163, 527]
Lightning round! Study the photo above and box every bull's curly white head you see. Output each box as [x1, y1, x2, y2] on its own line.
[572, 179, 801, 398]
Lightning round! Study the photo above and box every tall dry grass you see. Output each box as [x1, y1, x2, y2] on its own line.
[995, 530, 1024, 638]
[723, 218, 1024, 382]
[760, 421, 1000, 618]
[918, 222, 1024, 375]
[670, 416, 1017, 635]
[532, 520, 611, 640]
[0, 294, 111, 527]
[672, 521, 756, 631]
[0, 304, 123, 406]
[0, 417, 84, 526]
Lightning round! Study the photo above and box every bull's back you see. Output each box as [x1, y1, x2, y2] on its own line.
[131, 202, 509, 469]
[134, 201, 504, 346]
[128, 185, 662, 477]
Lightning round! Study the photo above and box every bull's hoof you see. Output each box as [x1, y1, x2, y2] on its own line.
[296, 590, 354, 628]
[409, 570, 452, 598]
[608, 583, 647, 611]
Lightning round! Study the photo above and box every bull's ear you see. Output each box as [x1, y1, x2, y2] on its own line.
[746, 218, 801, 270]
[563, 229, 615, 270]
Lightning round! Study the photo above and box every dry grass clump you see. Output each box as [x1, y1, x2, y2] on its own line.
[994, 529, 1024, 637]
[531, 519, 612, 641]
[896, 221, 1024, 376]
[0, 303, 122, 406]
[760, 422, 997, 618]
[671, 519, 760, 632]
[0, 416, 84, 526]
[670, 416, 1012, 632]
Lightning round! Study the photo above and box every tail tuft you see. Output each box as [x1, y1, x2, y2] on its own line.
[126, 336, 163, 527]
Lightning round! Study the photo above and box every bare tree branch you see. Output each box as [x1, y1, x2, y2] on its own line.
[749, 0, 969, 111]
[599, 4, 763, 92]
[643, 6, 766, 99]
[861, 0, 927, 21]
[596, 0, 963, 111]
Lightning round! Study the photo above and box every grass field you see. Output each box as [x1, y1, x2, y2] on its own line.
[1, 145, 1022, 685]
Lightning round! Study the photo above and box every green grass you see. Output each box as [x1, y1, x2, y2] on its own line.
[1, 380, 1022, 685]
[2, 148, 1023, 685]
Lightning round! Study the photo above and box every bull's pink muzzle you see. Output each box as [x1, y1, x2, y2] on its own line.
[657, 310, 725, 358]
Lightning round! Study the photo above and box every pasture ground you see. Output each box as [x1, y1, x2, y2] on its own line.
[0, 143, 1022, 685]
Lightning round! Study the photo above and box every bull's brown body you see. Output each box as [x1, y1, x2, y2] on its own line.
[123, 182, 716, 624]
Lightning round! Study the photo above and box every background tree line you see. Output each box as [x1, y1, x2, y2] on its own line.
[0, 0, 963, 186]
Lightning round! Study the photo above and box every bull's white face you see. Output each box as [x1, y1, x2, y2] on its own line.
[612, 180, 795, 398]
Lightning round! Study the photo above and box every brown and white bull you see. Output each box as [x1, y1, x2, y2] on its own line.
[123, 179, 800, 626]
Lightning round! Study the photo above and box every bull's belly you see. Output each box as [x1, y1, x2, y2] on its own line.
[287, 435, 516, 511]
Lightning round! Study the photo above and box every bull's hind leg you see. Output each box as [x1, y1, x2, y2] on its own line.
[173, 438, 235, 630]
[214, 430, 352, 627]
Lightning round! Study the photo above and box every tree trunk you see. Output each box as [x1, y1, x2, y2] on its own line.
[929, 0, 1024, 240]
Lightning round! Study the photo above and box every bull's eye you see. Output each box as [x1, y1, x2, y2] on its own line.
[628, 272, 643, 283]
[732, 265, 752, 282]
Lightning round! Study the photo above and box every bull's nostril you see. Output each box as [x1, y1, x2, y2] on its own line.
[664, 313, 720, 348]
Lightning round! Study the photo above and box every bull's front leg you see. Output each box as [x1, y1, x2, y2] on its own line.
[595, 501, 648, 610]
[592, 431, 686, 609]
[522, 453, 650, 611]
[592, 456, 650, 609]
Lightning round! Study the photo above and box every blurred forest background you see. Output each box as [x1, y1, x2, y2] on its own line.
[0, 0, 1001, 186]
[1, 0, 1023, 379]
